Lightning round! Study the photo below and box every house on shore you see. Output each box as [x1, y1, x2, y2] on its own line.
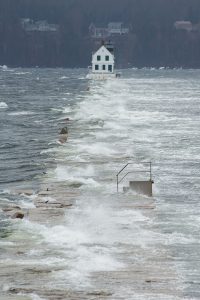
[174, 20, 200, 34]
[21, 19, 59, 32]
[89, 22, 129, 39]
[174, 21, 192, 32]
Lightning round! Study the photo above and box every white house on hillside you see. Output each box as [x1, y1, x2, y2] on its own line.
[108, 22, 129, 35]
[21, 18, 59, 32]
[89, 22, 129, 38]
[174, 21, 192, 31]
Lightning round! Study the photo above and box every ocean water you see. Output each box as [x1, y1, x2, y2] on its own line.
[0, 67, 200, 299]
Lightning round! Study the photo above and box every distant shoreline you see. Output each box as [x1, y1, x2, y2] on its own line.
[2, 65, 200, 70]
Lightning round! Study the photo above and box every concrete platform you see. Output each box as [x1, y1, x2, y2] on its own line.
[124, 180, 154, 197]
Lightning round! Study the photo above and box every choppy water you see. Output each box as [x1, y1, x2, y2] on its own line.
[0, 67, 200, 299]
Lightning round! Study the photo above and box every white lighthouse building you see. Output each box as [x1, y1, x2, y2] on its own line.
[87, 42, 119, 79]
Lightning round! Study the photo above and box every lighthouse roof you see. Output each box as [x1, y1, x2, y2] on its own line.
[93, 45, 113, 56]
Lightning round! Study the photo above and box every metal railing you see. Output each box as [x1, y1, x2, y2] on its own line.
[116, 162, 152, 192]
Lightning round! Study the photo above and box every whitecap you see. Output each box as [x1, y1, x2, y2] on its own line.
[40, 148, 58, 155]
[8, 111, 34, 116]
[165, 232, 197, 245]
[0, 102, 8, 109]
[15, 71, 31, 75]
[0, 241, 14, 246]
[63, 106, 72, 113]
[50, 108, 63, 112]
[29, 294, 46, 300]
[78, 143, 117, 156]
[60, 76, 69, 79]
[18, 199, 35, 209]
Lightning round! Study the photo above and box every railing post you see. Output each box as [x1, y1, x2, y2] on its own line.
[117, 174, 119, 192]
[150, 162, 152, 181]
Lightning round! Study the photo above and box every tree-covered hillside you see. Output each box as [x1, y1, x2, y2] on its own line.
[0, 0, 200, 67]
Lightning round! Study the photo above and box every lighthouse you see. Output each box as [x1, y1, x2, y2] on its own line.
[87, 42, 120, 79]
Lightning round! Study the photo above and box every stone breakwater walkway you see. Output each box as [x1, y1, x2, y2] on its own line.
[1, 182, 183, 300]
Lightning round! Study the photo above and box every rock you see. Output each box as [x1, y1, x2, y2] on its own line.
[11, 211, 24, 219]
[3, 205, 21, 212]
[63, 203, 73, 208]
[9, 288, 18, 293]
[16, 251, 25, 255]
[60, 127, 68, 135]
[59, 127, 68, 143]
[3, 206, 25, 219]
[87, 291, 112, 296]
[16, 189, 34, 196]
[58, 134, 68, 144]
[38, 190, 51, 196]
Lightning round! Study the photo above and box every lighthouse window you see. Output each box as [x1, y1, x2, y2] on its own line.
[108, 65, 112, 72]
[97, 55, 101, 61]
[95, 65, 99, 70]
[105, 55, 109, 61]
[102, 65, 106, 70]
